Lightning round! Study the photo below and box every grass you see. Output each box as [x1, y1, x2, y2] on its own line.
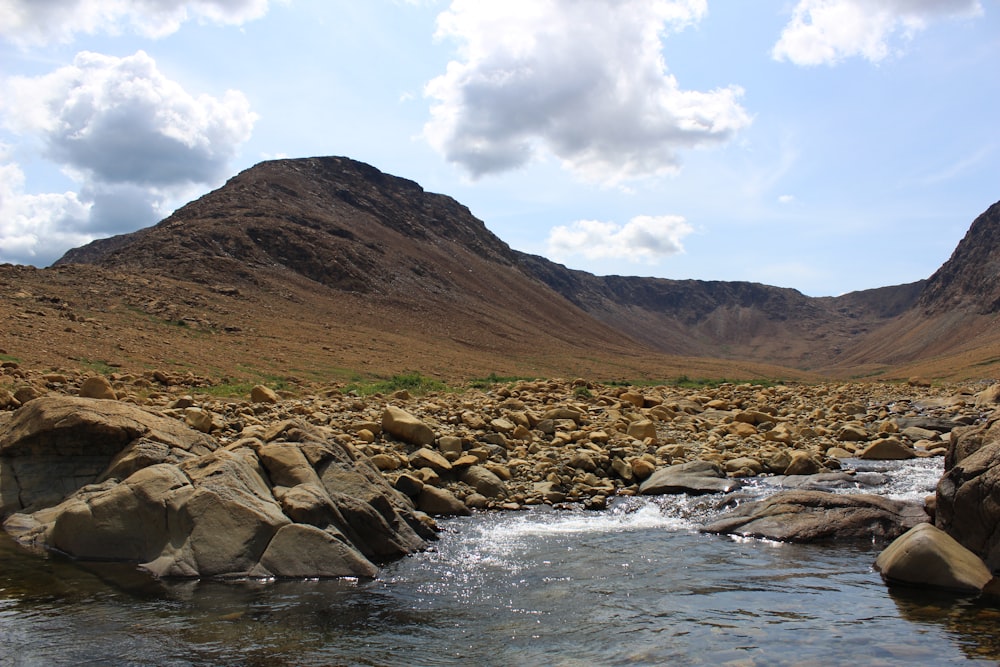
[467, 372, 533, 389]
[76, 358, 118, 376]
[344, 371, 448, 397]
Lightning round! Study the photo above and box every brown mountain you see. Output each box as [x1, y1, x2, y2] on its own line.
[2, 156, 996, 383]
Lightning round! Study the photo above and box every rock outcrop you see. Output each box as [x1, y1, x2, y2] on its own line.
[936, 411, 1000, 572]
[0, 397, 433, 578]
[701, 490, 928, 542]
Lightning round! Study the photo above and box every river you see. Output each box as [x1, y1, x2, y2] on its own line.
[2, 458, 999, 666]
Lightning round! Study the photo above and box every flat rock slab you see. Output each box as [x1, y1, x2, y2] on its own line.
[701, 490, 929, 543]
[762, 471, 889, 492]
[639, 460, 742, 496]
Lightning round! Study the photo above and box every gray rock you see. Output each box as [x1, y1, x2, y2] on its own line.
[639, 460, 741, 496]
[701, 490, 928, 542]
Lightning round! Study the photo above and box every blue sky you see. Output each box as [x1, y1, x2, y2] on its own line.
[0, 0, 997, 296]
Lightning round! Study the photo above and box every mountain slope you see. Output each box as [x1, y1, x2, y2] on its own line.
[46, 156, 1000, 381]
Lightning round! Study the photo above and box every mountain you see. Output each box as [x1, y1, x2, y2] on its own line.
[22, 156, 1000, 382]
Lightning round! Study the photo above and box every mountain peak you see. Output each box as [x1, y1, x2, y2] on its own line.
[918, 200, 1000, 314]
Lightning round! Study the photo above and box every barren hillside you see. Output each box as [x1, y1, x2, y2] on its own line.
[0, 156, 994, 384]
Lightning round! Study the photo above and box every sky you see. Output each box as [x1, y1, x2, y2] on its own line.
[0, 0, 997, 297]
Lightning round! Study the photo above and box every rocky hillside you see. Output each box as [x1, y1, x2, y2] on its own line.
[918, 201, 1000, 315]
[17, 155, 1000, 381]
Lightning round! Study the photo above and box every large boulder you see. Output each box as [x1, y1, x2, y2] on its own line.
[0, 399, 432, 579]
[639, 460, 741, 496]
[875, 523, 993, 594]
[701, 490, 928, 542]
[0, 396, 215, 515]
[936, 412, 1000, 572]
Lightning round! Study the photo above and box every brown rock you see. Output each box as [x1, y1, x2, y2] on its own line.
[875, 523, 992, 594]
[251, 385, 280, 404]
[382, 406, 435, 446]
[79, 375, 117, 400]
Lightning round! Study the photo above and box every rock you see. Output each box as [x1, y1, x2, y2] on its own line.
[764, 471, 888, 492]
[631, 458, 655, 480]
[1, 400, 431, 578]
[13, 386, 43, 404]
[875, 523, 992, 594]
[79, 375, 117, 400]
[259, 523, 378, 578]
[974, 383, 1000, 407]
[0, 396, 215, 515]
[837, 424, 869, 442]
[382, 406, 435, 446]
[394, 473, 424, 497]
[0, 389, 20, 410]
[724, 457, 763, 475]
[438, 435, 464, 458]
[370, 453, 400, 471]
[627, 420, 657, 442]
[901, 426, 938, 442]
[417, 485, 470, 516]
[639, 460, 742, 496]
[251, 385, 280, 404]
[460, 465, 507, 498]
[533, 481, 566, 504]
[858, 437, 915, 460]
[763, 423, 794, 444]
[408, 447, 452, 473]
[936, 415, 1000, 571]
[184, 407, 215, 433]
[783, 450, 822, 475]
[702, 490, 928, 543]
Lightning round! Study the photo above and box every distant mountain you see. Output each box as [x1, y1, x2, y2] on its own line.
[917, 201, 1000, 315]
[55, 156, 1000, 378]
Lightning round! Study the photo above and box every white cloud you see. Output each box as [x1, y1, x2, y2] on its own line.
[547, 215, 694, 263]
[778, 194, 795, 204]
[4, 50, 257, 187]
[0, 0, 272, 45]
[0, 50, 257, 265]
[0, 156, 93, 265]
[423, 0, 750, 185]
[773, 0, 983, 66]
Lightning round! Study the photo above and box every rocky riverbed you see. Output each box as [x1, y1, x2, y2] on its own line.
[2, 363, 999, 587]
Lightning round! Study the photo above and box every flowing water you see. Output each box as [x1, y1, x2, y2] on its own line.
[2, 458, 999, 666]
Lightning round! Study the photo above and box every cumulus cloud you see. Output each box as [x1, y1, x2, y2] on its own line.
[424, 0, 750, 185]
[773, 0, 983, 66]
[0, 50, 257, 265]
[4, 50, 256, 187]
[547, 215, 694, 263]
[0, 157, 93, 265]
[0, 0, 272, 45]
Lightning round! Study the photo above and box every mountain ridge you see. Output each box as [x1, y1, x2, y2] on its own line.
[25, 155, 1000, 382]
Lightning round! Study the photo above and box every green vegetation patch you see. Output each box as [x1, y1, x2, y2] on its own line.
[76, 358, 118, 376]
[345, 372, 448, 397]
[467, 372, 533, 389]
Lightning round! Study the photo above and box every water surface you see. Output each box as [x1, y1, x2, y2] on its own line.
[2, 458, 998, 666]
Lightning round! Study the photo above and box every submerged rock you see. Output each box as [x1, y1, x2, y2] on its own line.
[701, 490, 928, 542]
